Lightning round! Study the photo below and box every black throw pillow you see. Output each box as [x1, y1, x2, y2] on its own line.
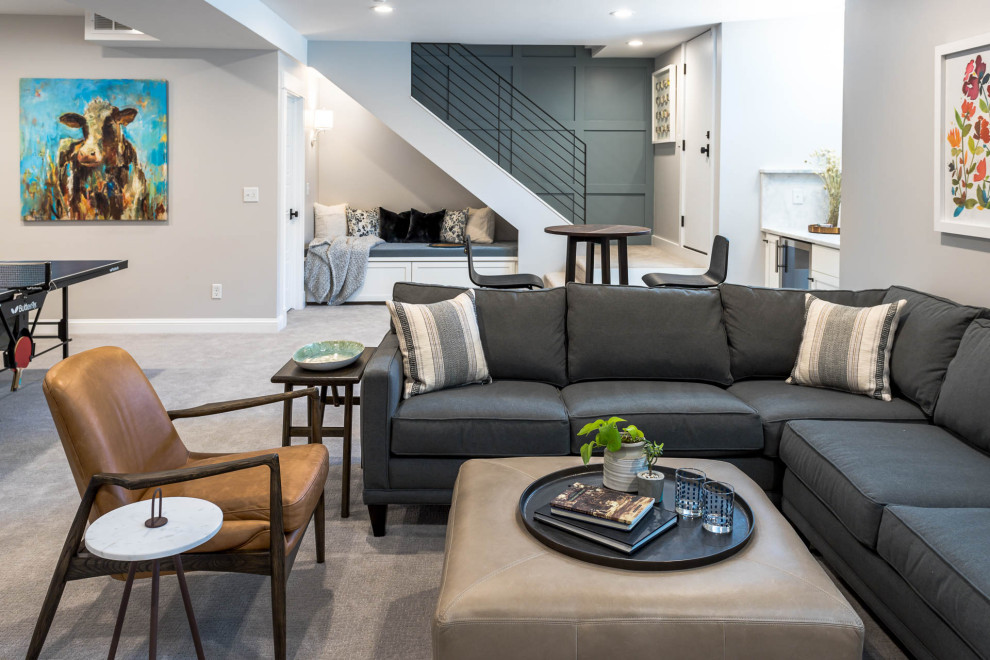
[406, 208, 446, 243]
[379, 207, 411, 243]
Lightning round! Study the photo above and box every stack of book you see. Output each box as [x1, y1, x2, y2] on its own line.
[534, 482, 678, 554]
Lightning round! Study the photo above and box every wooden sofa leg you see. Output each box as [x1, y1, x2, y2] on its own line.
[369, 504, 388, 537]
[28, 484, 97, 659]
[271, 568, 287, 660]
[315, 492, 326, 564]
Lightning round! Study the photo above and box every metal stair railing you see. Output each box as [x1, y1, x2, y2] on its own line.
[411, 43, 587, 223]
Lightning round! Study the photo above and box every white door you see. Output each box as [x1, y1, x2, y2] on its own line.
[282, 92, 305, 312]
[682, 30, 716, 254]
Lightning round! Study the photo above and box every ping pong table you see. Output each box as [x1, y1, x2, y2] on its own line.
[1, 260, 127, 390]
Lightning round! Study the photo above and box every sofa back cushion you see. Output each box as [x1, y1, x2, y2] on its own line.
[392, 283, 568, 387]
[882, 286, 988, 416]
[934, 319, 990, 452]
[720, 284, 887, 380]
[566, 283, 732, 385]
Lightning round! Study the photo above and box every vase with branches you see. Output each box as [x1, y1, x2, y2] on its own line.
[807, 149, 841, 227]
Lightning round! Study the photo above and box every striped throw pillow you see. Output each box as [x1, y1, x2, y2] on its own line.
[787, 294, 906, 400]
[387, 289, 491, 399]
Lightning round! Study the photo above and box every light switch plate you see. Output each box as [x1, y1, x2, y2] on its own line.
[243, 187, 259, 203]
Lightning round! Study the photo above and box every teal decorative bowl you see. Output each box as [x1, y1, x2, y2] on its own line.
[292, 340, 364, 372]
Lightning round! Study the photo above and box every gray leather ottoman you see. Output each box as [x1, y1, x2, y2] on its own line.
[434, 457, 863, 659]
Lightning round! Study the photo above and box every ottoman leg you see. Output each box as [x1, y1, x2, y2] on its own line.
[368, 504, 388, 537]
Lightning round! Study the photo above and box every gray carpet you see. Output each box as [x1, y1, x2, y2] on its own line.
[0, 304, 906, 659]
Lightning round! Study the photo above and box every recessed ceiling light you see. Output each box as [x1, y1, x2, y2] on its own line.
[372, 3, 393, 13]
[627, 40, 644, 47]
[610, 9, 634, 18]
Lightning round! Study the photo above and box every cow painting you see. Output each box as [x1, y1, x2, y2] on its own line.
[20, 78, 168, 221]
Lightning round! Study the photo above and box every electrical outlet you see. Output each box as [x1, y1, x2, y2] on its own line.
[792, 189, 804, 205]
[242, 187, 259, 203]
[211, 283, 222, 299]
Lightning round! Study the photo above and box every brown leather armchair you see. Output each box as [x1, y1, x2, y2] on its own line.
[28, 347, 329, 660]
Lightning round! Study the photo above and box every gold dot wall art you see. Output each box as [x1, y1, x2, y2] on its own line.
[651, 65, 676, 145]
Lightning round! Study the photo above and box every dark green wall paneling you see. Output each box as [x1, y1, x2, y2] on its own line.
[466, 46, 654, 242]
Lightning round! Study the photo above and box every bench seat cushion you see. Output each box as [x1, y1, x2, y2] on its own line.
[391, 381, 570, 457]
[728, 380, 926, 457]
[561, 380, 763, 455]
[780, 420, 990, 549]
[878, 506, 990, 659]
[369, 241, 517, 258]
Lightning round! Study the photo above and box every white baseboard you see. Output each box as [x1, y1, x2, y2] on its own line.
[69, 318, 283, 334]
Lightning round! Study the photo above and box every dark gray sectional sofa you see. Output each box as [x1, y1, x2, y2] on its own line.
[361, 280, 990, 659]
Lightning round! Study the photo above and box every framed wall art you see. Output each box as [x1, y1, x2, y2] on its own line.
[934, 33, 990, 238]
[20, 78, 168, 221]
[652, 65, 676, 145]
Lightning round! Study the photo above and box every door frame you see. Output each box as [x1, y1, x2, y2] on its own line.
[277, 75, 307, 323]
[678, 28, 719, 255]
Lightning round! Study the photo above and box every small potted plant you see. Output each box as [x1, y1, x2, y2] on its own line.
[579, 417, 647, 492]
[636, 440, 665, 502]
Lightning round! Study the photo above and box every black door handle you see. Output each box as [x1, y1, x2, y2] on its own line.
[700, 144, 709, 155]
[289, 209, 299, 219]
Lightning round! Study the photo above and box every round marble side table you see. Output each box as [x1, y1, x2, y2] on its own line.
[85, 496, 223, 660]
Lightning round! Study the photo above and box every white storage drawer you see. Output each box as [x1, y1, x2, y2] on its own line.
[348, 262, 412, 302]
[811, 245, 840, 280]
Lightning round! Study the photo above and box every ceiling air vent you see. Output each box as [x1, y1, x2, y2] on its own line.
[84, 12, 155, 42]
[92, 14, 138, 33]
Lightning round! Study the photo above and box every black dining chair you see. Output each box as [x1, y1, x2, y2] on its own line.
[642, 235, 729, 289]
[465, 237, 544, 290]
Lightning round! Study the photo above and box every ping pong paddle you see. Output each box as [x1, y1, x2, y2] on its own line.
[9, 332, 32, 392]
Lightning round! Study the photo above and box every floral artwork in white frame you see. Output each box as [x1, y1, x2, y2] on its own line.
[934, 32, 990, 238]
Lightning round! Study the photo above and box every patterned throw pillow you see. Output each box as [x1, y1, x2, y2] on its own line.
[439, 209, 469, 244]
[787, 294, 906, 400]
[346, 207, 380, 237]
[386, 289, 491, 399]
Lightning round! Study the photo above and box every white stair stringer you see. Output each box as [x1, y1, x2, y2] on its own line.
[307, 41, 570, 276]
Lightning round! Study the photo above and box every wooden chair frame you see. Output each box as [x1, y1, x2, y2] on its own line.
[28, 387, 325, 660]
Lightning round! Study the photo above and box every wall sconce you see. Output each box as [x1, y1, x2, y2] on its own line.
[311, 109, 334, 147]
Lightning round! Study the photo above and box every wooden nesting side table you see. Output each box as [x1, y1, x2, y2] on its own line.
[271, 347, 374, 517]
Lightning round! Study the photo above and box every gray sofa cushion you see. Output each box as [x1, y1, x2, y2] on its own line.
[780, 420, 990, 548]
[392, 283, 568, 387]
[934, 319, 990, 453]
[882, 286, 987, 416]
[728, 380, 927, 457]
[370, 241, 517, 258]
[561, 380, 763, 454]
[878, 506, 990, 659]
[720, 284, 887, 380]
[566, 283, 732, 386]
[391, 381, 570, 457]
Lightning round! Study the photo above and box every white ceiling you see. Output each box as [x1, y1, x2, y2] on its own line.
[258, 0, 843, 57]
[0, 0, 83, 15]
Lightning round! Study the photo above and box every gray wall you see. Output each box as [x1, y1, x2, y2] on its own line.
[313, 76, 515, 242]
[467, 46, 655, 243]
[1, 15, 280, 321]
[842, 0, 990, 306]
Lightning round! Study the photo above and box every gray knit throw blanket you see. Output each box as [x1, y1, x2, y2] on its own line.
[305, 235, 384, 305]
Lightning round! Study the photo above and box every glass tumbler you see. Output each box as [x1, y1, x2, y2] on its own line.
[702, 481, 735, 534]
[674, 468, 707, 518]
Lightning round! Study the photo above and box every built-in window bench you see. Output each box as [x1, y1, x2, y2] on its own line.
[347, 242, 518, 302]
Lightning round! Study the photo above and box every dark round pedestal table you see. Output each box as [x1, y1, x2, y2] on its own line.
[544, 224, 651, 285]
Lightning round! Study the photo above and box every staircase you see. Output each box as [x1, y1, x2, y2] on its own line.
[411, 43, 587, 224]
[307, 41, 578, 275]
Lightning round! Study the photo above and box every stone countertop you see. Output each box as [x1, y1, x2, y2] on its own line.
[762, 225, 840, 249]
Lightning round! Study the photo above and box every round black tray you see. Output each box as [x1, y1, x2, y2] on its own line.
[518, 464, 755, 571]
